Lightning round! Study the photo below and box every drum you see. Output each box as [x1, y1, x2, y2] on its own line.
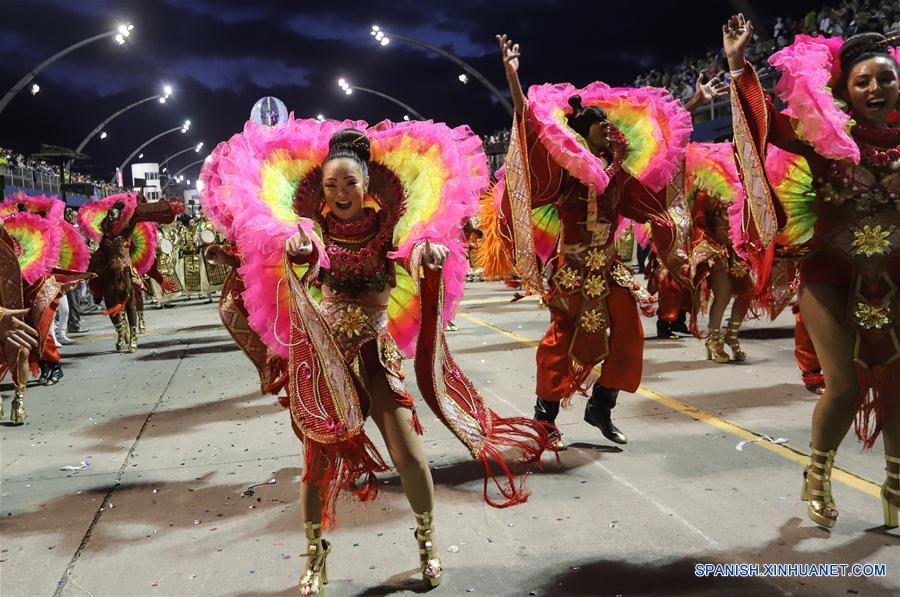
[160, 238, 174, 255]
[200, 228, 216, 244]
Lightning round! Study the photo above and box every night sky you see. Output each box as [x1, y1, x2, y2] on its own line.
[0, 0, 825, 181]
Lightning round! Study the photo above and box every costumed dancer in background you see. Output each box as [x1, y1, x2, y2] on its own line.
[496, 34, 691, 449]
[80, 194, 177, 353]
[765, 145, 823, 394]
[0, 195, 92, 422]
[640, 221, 693, 339]
[684, 142, 755, 361]
[201, 118, 549, 595]
[647, 76, 731, 341]
[724, 15, 900, 528]
[0, 219, 39, 423]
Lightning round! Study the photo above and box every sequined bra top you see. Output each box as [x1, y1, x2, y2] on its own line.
[814, 124, 900, 213]
[320, 208, 396, 296]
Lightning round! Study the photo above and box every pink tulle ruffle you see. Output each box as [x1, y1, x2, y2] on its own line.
[1, 192, 65, 224]
[527, 82, 691, 194]
[5, 211, 62, 284]
[77, 193, 138, 242]
[59, 221, 91, 271]
[206, 115, 486, 358]
[770, 35, 860, 162]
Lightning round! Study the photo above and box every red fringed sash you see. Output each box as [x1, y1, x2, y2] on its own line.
[503, 105, 544, 295]
[219, 270, 287, 396]
[409, 244, 551, 507]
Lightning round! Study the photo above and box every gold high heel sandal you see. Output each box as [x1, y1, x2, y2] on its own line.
[705, 328, 729, 363]
[415, 511, 443, 588]
[114, 317, 129, 351]
[128, 325, 139, 353]
[299, 522, 332, 596]
[801, 448, 838, 528]
[724, 318, 748, 362]
[10, 381, 26, 425]
[882, 455, 900, 528]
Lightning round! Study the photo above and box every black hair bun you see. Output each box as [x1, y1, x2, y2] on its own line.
[568, 95, 585, 113]
[840, 32, 890, 70]
[328, 128, 371, 162]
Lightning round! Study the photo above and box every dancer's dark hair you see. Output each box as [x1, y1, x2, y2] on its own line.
[566, 95, 607, 139]
[324, 128, 370, 177]
[839, 32, 896, 85]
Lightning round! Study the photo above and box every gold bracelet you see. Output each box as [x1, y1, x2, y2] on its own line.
[0, 307, 7, 326]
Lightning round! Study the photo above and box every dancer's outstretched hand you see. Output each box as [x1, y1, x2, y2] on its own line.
[423, 240, 449, 271]
[0, 307, 39, 351]
[496, 34, 520, 76]
[286, 225, 313, 257]
[723, 13, 754, 71]
[695, 72, 728, 104]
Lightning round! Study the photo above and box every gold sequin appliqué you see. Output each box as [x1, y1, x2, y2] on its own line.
[334, 305, 368, 338]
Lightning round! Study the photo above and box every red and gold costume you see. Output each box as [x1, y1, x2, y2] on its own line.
[200, 116, 551, 530]
[731, 55, 900, 446]
[500, 84, 691, 405]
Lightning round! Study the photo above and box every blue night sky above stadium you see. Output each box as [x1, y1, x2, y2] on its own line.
[0, 0, 824, 178]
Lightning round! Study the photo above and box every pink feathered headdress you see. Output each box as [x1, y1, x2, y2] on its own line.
[769, 34, 900, 163]
[527, 82, 692, 194]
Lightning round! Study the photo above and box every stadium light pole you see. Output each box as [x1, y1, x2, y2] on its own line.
[66, 85, 173, 173]
[337, 78, 425, 120]
[0, 23, 134, 117]
[162, 157, 206, 193]
[112, 120, 191, 184]
[369, 25, 513, 117]
[158, 141, 204, 170]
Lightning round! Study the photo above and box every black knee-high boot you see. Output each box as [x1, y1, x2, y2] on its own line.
[585, 384, 627, 444]
[534, 397, 565, 451]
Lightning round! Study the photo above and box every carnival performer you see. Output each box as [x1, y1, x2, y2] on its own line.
[0, 221, 39, 422]
[495, 34, 692, 449]
[201, 119, 550, 595]
[80, 194, 177, 352]
[684, 142, 755, 361]
[0, 194, 92, 421]
[724, 14, 900, 528]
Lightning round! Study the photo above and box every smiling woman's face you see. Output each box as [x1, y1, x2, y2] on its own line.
[322, 157, 367, 221]
[845, 55, 898, 127]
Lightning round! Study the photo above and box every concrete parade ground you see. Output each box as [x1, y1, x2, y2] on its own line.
[1, 283, 897, 597]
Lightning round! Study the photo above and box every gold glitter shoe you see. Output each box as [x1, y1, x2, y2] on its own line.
[415, 511, 443, 588]
[137, 312, 146, 334]
[10, 382, 26, 425]
[299, 522, 331, 596]
[705, 329, 729, 363]
[128, 325, 138, 353]
[724, 318, 748, 362]
[801, 448, 838, 528]
[114, 317, 128, 351]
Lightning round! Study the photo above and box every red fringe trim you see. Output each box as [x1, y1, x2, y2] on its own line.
[394, 390, 424, 435]
[302, 432, 391, 530]
[102, 301, 127, 316]
[478, 414, 552, 508]
[853, 362, 900, 450]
